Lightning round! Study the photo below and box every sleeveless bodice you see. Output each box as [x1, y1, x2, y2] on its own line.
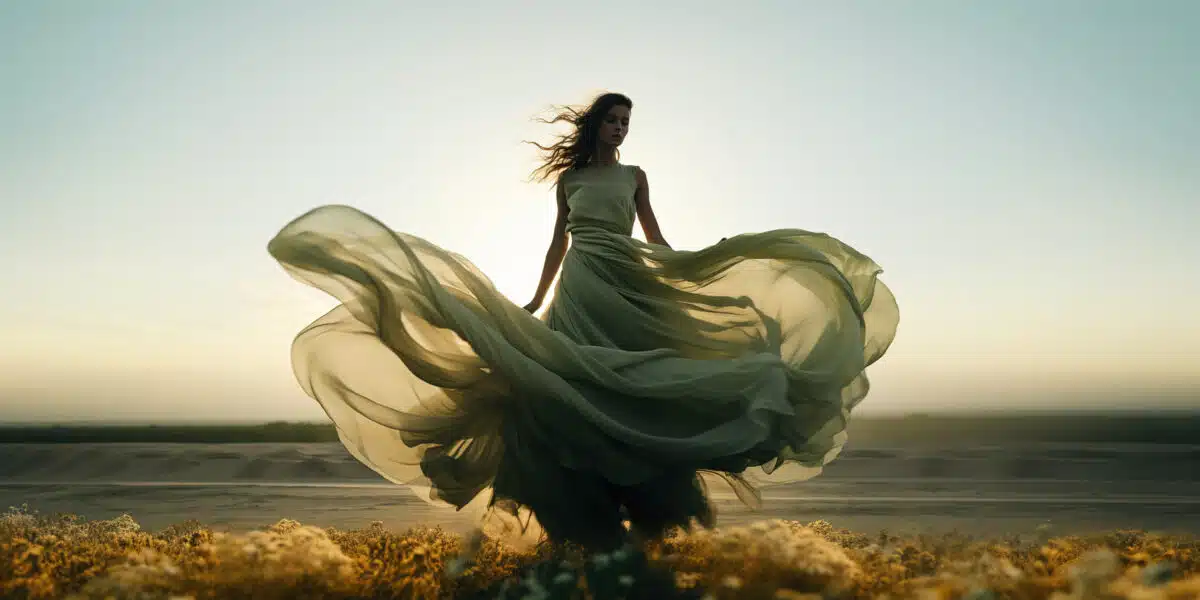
[562, 164, 637, 236]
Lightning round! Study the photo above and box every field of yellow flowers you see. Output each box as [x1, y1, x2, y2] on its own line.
[2, 504, 1197, 599]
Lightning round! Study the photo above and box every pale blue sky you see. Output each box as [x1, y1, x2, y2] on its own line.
[1, 1, 1197, 422]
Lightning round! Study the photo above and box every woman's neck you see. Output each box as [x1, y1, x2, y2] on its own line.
[591, 147, 618, 166]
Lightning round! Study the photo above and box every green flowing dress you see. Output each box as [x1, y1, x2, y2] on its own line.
[267, 163, 899, 549]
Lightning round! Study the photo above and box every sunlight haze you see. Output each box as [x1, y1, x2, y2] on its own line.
[2, 1, 1197, 422]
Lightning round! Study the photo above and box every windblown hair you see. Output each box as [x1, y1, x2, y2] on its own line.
[527, 92, 633, 184]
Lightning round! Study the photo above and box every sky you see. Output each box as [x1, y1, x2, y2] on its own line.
[1, 1, 1197, 422]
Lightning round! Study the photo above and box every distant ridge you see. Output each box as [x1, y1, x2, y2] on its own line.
[0, 421, 339, 444]
[0, 412, 1196, 445]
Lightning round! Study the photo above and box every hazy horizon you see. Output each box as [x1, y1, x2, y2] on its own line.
[3, 405, 1199, 428]
[2, 1, 1197, 423]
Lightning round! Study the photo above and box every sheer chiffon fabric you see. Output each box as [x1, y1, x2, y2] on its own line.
[267, 164, 898, 548]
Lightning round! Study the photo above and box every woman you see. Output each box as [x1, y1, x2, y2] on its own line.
[267, 92, 898, 551]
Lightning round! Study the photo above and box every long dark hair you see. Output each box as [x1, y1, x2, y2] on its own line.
[527, 92, 633, 184]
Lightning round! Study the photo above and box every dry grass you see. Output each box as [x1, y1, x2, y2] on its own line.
[2, 504, 1197, 599]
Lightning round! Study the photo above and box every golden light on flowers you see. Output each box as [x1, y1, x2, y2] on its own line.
[1, 505, 1197, 599]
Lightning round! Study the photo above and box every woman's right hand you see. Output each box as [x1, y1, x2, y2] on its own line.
[522, 300, 542, 314]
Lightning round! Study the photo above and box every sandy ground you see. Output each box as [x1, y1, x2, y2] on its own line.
[2, 442, 1197, 537]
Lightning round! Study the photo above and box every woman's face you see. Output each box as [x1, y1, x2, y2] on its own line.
[597, 104, 631, 147]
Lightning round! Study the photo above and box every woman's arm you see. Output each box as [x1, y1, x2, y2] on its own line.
[524, 179, 570, 313]
[633, 167, 671, 248]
